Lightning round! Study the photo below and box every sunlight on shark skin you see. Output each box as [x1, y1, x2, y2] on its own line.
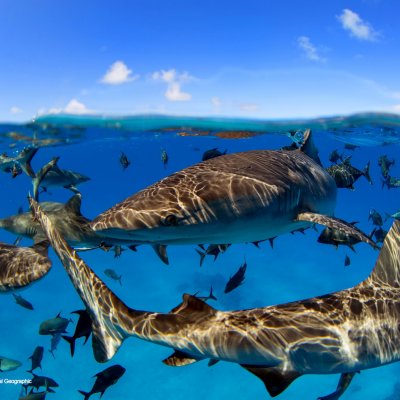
[89, 130, 377, 260]
[30, 196, 400, 398]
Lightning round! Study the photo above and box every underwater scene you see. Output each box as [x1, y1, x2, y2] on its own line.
[0, 112, 400, 400]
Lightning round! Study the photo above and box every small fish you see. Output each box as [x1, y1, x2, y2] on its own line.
[62, 309, 92, 357]
[382, 175, 400, 189]
[378, 154, 395, 178]
[344, 143, 359, 151]
[28, 346, 44, 373]
[317, 225, 362, 251]
[48, 333, 62, 358]
[12, 293, 34, 310]
[161, 149, 168, 167]
[371, 227, 388, 244]
[368, 209, 383, 227]
[193, 286, 217, 302]
[104, 269, 122, 286]
[389, 210, 400, 221]
[113, 245, 126, 258]
[25, 372, 59, 392]
[0, 145, 38, 178]
[195, 244, 230, 267]
[0, 356, 22, 372]
[19, 388, 49, 400]
[202, 148, 227, 161]
[224, 261, 247, 294]
[344, 255, 351, 267]
[119, 152, 131, 170]
[39, 313, 72, 336]
[78, 365, 126, 400]
[326, 157, 372, 189]
[328, 149, 343, 164]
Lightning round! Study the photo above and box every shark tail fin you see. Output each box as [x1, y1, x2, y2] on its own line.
[29, 197, 131, 363]
[298, 129, 322, 166]
[32, 157, 59, 201]
[17, 146, 39, 177]
[365, 221, 400, 286]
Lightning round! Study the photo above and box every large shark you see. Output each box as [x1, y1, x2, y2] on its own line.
[30, 197, 400, 399]
[89, 130, 376, 261]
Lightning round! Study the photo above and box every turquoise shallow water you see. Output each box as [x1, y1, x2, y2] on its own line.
[0, 113, 399, 400]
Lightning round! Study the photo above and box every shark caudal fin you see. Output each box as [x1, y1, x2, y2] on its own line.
[32, 157, 60, 201]
[364, 221, 400, 286]
[17, 146, 39, 178]
[298, 129, 322, 166]
[29, 197, 131, 363]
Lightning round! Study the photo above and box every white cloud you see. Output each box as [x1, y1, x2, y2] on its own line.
[298, 36, 326, 62]
[100, 61, 139, 85]
[43, 99, 95, 115]
[392, 104, 400, 114]
[211, 97, 221, 107]
[10, 106, 22, 114]
[151, 69, 194, 102]
[338, 9, 379, 41]
[239, 103, 259, 112]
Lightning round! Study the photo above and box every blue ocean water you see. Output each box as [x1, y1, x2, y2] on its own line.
[0, 112, 399, 400]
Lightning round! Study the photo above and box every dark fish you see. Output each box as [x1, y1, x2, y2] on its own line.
[113, 245, 126, 258]
[161, 149, 168, 166]
[62, 309, 92, 357]
[194, 286, 217, 302]
[368, 209, 383, 227]
[326, 157, 372, 189]
[12, 293, 34, 310]
[28, 346, 44, 373]
[19, 388, 49, 400]
[104, 269, 122, 285]
[344, 143, 359, 151]
[224, 261, 247, 294]
[317, 225, 361, 251]
[25, 372, 59, 392]
[0, 356, 22, 372]
[195, 244, 230, 266]
[371, 227, 388, 244]
[39, 313, 72, 336]
[48, 333, 62, 358]
[344, 255, 351, 267]
[378, 155, 395, 178]
[328, 149, 343, 164]
[202, 148, 227, 161]
[382, 175, 400, 189]
[0, 145, 38, 178]
[78, 365, 126, 400]
[119, 152, 131, 170]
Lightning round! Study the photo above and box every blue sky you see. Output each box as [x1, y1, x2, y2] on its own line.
[1, 0, 399, 121]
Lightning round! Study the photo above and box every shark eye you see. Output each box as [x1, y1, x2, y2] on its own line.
[162, 214, 179, 226]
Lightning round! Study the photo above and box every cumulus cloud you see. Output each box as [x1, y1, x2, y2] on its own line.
[298, 36, 326, 62]
[100, 61, 139, 85]
[338, 9, 379, 41]
[152, 69, 194, 101]
[10, 106, 22, 114]
[44, 99, 95, 115]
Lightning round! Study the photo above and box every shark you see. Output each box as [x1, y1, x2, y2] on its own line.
[0, 240, 51, 293]
[89, 130, 376, 263]
[0, 145, 38, 178]
[30, 196, 400, 399]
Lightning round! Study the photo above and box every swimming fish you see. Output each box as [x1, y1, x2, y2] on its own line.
[326, 157, 372, 189]
[195, 244, 230, 266]
[28, 346, 44, 373]
[317, 225, 362, 252]
[328, 149, 343, 164]
[161, 149, 168, 167]
[19, 388, 50, 400]
[368, 209, 383, 227]
[39, 313, 72, 336]
[48, 333, 62, 358]
[194, 287, 217, 302]
[78, 365, 126, 400]
[378, 154, 395, 178]
[382, 175, 400, 189]
[25, 373, 59, 392]
[371, 227, 388, 244]
[62, 309, 92, 357]
[90, 130, 376, 263]
[0, 145, 38, 178]
[344, 143, 359, 151]
[113, 245, 126, 258]
[0, 241, 51, 293]
[202, 148, 227, 161]
[0, 356, 22, 372]
[12, 293, 34, 310]
[119, 152, 131, 170]
[104, 269, 122, 286]
[224, 261, 247, 294]
[30, 197, 400, 399]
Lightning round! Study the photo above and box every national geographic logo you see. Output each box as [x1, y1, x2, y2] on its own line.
[0, 378, 32, 385]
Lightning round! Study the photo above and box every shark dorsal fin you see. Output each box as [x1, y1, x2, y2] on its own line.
[298, 129, 322, 166]
[64, 194, 82, 215]
[365, 221, 400, 286]
[241, 365, 301, 397]
[171, 294, 216, 317]
[162, 350, 203, 366]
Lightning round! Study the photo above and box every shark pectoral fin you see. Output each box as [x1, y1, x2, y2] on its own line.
[240, 365, 301, 397]
[162, 350, 203, 367]
[152, 244, 169, 265]
[296, 212, 379, 250]
[317, 372, 356, 400]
